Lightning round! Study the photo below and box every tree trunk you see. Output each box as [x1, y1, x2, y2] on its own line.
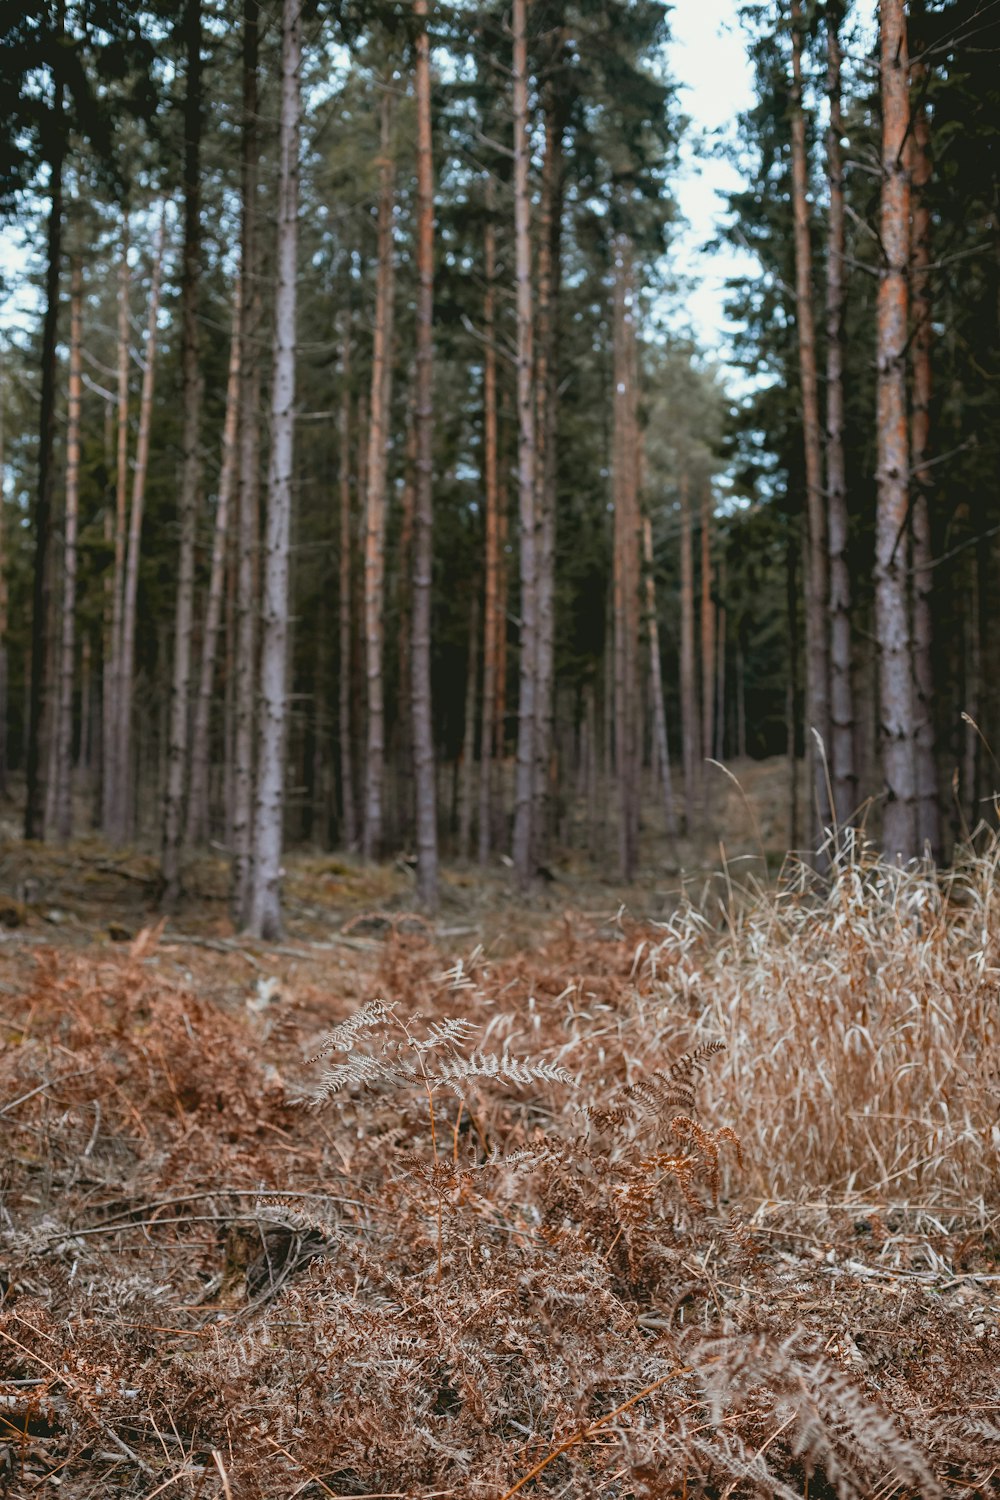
[25, 29, 64, 842]
[908, 40, 939, 857]
[232, 0, 262, 920]
[110, 210, 167, 846]
[186, 289, 241, 847]
[477, 195, 500, 865]
[411, 0, 439, 908]
[163, 0, 204, 904]
[54, 254, 83, 842]
[875, 0, 917, 861]
[532, 88, 564, 864]
[0, 353, 8, 798]
[337, 335, 359, 851]
[715, 559, 727, 761]
[790, 0, 830, 844]
[611, 238, 640, 880]
[643, 514, 677, 837]
[700, 481, 714, 765]
[459, 591, 479, 859]
[247, 0, 301, 939]
[824, 0, 856, 833]
[103, 215, 130, 833]
[678, 472, 699, 829]
[511, 0, 538, 889]
[363, 90, 397, 861]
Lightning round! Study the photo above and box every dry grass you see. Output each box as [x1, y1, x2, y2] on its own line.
[1, 832, 999, 1496]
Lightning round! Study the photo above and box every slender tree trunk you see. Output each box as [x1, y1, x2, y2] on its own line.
[715, 562, 727, 761]
[678, 472, 699, 829]
[187, 291, 241, 847]
[825, 0, 856, 832]
[478, 197, 499, 865]
[163, 0, 204, 905]
[103, 216, 130, 832]
[532, 88, 564, 863]
[0, 353, 8, 798]
[53, 255, 83, 841]
[643, 514, 677, 836]
[111, 210, 167, 846]
[700, 481, 714, 765]
[459, 592, 479, 859]
[787, 529, 801, 848]
[908, 42, 939, 857]
[337, 337, 359, 851]
[363, 90, 397, 860]
[790, 0, 830, 843]
[25, 24, 64, 842]
[875, 0, 917, 861]
[389, 389, 416, 844]
[247, 0, 301, 939]
[493, 445, 510, 848]
[611, 238, 640, 880]
[411, 0, 439, 907]
[511, 0, 538, 889]
[232, 0, 261, 918]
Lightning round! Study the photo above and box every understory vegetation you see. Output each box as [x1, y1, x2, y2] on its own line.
[2, 838, 1000, 1497]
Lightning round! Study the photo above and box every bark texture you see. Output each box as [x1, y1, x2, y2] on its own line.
[110, 211, 167, 846]
[337, 336, 358, 851]
[54, 254, 83, 842]
[477, 197, 499, 865]
[825, 0, 857, 831]
[643, 514, 677, 837]
[790, 0, 830, 843]
[908, 46, 940, 857]
[362, 90, 396, 860]
[679, 473, 700, 828]
[247, 0, 301, 938]
[163, 0, 204, 904]
[232, 0, 261, 920]
[875, 0, 917, 860]
[187, 290, 241, 846]
[411, 0, 439, 908]
[511, 0, 538, 889]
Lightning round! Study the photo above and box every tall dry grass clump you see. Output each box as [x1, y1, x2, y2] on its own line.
[640, 832, 1000, 1209]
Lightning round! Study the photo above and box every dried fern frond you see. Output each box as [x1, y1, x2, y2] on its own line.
[306, 999, 390, 1062]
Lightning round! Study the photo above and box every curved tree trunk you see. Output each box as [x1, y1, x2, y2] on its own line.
[247, 0, 301, 939]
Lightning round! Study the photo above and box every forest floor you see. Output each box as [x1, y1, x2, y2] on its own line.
[1, 761, 999, 1497]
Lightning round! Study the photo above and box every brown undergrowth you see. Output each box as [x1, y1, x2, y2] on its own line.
[2, 839, 999, 1496]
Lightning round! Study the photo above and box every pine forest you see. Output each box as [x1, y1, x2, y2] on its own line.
[1, 2, 1000, 1496]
